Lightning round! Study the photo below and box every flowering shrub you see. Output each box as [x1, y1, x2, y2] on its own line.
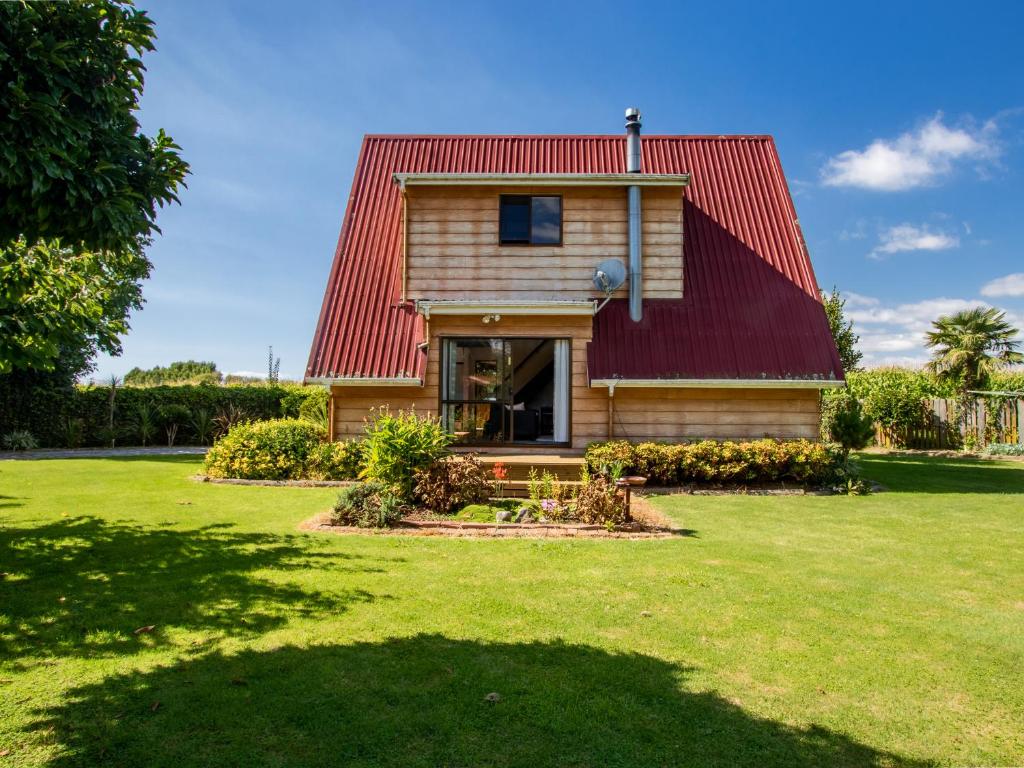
[413, 454, 491, 514]
[306, 440, 363, 480]
[203, 419, 326, 480]
[584, 439, 843, 486]
[491, 461, 508, 498]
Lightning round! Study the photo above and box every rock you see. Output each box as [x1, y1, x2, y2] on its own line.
[496, 510, 514, 523]
[484, 692, 501, 703]
[640, 611, 652, 618]
[514, 507, 534, 523]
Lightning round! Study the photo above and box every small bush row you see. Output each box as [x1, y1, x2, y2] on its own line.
[584, 439, 844, 486]
[985, 443, 1024, 456]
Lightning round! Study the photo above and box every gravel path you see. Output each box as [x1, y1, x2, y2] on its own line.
[0, 446, 208, 461]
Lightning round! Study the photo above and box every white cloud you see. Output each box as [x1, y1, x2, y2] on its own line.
[840, 292, 1022, 367]
[869, 224, 959, 258]
[821, 114, 999, 191]
[980, 273, 1024, 298]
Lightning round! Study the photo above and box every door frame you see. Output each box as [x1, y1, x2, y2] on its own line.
[438, 335, 572, 448]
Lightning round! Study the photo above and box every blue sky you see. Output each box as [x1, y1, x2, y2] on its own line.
[93, 0, 1024, 380]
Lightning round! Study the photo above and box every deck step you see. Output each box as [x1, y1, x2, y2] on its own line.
[493, 479, 584, 498]
[473, 453, 586, 482]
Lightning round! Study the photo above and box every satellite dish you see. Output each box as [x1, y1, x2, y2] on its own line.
[593, 259, 627, 295]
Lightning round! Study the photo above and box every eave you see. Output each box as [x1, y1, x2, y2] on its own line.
[415, 300, 597, 318]
[393, 172, 691, 189]
[305, 377, 424, 387]
[591, 378, 845, 391]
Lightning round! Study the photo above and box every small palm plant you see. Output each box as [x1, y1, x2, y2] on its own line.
[190, 408, 215, 445]
[925, 307, 1023, 393]
[925, 307, 1023, 438]
[134, 403, 158, 447]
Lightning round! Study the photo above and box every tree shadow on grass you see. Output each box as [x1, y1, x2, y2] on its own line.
[0, 516, 386, 660]
[859, 454, 1024, 494]
[30, 635, 932, 768]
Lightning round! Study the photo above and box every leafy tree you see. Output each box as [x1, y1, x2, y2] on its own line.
[124, 361, 221, 387]
[820, 287, 863, 373]
[925, 307, 1023, 397]
[0, 239, 148, 373]
[0, 0, 189, 253]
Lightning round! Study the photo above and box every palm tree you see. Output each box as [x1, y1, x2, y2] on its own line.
[925, 307, 1023, 397]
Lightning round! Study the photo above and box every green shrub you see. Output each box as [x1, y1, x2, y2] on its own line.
[331, 480, 404, 528]
[280, 386, 329, 430]
[2, 429, 38, 451]
[572, 476, 627, 526]
[845, 369, 938, 446]
[204, 419, 325, 480]
[414, 454, 491, 514]
[360, 407, 452, 500]
[306, 440, 363, 480]
[986, 443, 1024, 456]
[829, 397, 876, 459]
[585, 439, 842, 486]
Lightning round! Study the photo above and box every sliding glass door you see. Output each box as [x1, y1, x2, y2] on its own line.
[441, 337, 570, 445]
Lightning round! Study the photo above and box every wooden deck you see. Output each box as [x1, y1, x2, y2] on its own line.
[459, 451, 586, 481]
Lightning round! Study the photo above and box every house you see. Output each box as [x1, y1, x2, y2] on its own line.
[306, 110, 844, 452]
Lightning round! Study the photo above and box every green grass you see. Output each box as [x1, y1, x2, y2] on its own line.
[1, 453, 1022, 767]
[455, 499, 522, 522]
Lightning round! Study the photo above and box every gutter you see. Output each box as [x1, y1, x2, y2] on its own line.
[415, 300, 597, 318]
[590, 378, 846, 390]
[305, 377, 424, 387]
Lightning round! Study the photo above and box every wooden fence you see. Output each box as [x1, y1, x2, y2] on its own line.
[874, 397, 1023, 449]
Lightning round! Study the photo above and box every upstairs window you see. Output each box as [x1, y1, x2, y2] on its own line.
[499, 195, 562, 245]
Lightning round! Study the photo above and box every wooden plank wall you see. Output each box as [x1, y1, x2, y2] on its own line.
[610, 388, 821, 442]
[405, 185, 684, 302]
[331, 314, 605, 449]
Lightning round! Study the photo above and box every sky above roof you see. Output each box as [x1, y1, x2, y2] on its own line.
[93, 0, 1024, 380]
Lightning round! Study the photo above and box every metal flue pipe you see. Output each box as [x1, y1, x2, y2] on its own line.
[625, 107, 643, 322]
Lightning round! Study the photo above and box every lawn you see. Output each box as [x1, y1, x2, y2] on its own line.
[1, 454, 1022, 767]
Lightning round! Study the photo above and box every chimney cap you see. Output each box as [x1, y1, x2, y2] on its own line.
[625, 107, 641, 122]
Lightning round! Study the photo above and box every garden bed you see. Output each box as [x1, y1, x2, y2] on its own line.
[302, 495, 679, 539]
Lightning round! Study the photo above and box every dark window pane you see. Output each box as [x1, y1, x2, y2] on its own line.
[500, 195, 530, 243]
[530, 196, 561, 244]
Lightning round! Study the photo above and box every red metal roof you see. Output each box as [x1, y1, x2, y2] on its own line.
[306, 135, 843, 383]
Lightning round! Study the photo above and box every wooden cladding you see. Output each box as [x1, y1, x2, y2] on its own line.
[404, 185, 683, 302]
[330, 312, 823, 447]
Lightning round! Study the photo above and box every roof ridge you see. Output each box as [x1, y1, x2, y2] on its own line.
[362, 134, 775, 141]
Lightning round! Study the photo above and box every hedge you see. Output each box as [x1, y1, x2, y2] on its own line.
[584, 439, 844, 486]
[0, 381, 326, 448]
[203, 419, 361, 481]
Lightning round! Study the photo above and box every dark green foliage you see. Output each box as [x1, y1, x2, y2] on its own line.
[413, 454, 491, 514]
[821, 287, 863, 373]
[203, 419, 326, 480]
[1, 239, 151, 373]
[585, 439, 843, 486]
[2, 429, 37, 451]
[829, 397, 876, 458]
[0, 0, 189, 254]
[124, 361, 221, 386]
[331, 481, 404, 528]
[159, 403, 191, 447]
[280, 386, 329, 430]
[0, 381, 291, 448]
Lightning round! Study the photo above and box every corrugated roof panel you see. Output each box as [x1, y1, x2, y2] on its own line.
[306, 135, 843, 382]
